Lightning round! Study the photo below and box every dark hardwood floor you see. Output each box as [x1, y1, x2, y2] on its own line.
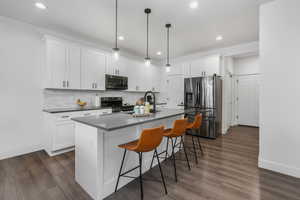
[1, 126, 300, 200]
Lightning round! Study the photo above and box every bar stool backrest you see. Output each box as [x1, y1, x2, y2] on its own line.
[171, 118, 188, 137]
[191, 114, 203, 129]
[135, 126, 165, 152]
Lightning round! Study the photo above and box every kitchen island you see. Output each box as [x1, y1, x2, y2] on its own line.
[72, 109, 186, 200]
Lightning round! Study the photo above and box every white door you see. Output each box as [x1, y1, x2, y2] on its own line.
[237, 75, 260, 127]
[81, 48, 106, 90]
[166, 75, 184, 108]
[47, 40, 67, 89]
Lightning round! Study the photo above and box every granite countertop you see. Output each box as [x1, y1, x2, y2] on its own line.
[43, 106, 110, 114]
[72, 109, 188, 131]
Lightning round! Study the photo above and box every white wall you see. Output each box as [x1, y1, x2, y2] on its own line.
[0, 17, 44, 159]
[259, 0, 300, 178]
[234, 55, 260, 75]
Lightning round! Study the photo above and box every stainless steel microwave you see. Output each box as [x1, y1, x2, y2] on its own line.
[105, 74, 128, 90]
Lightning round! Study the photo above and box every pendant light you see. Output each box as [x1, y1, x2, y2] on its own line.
[144, 8, 151, 66]
[112, 0, 119, 60]
[165, 23, 172, 72]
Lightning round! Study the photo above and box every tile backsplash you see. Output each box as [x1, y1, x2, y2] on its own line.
[43, 89, 161, 109]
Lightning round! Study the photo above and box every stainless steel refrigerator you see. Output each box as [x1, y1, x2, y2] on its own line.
[184, 75, 222, 139]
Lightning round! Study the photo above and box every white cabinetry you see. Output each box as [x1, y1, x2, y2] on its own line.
[81, 48, 106, 90]
[44, 109, 112, 156]
[190, 55, 221, 76]
[106, 55, 128, 76]
[127, 63, 161, 92]
[45, 38, 81, 89]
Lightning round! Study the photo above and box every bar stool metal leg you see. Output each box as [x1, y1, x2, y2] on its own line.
[149, 151, 155, 169]
[197, 136, 204, 155]
[115, 149, 127, 192]
[181, 136, 191, 170]
[139, 152, 144, 200]
[155, 149, 168, 194]
[165, 137, 169, 159]
[170, 138, 178, 182]
[191, 135, 198, 164]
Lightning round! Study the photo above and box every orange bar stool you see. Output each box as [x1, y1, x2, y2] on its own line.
[150, 118, 191, 182]
[115, 126, 167, 200]
[186, 113, 204, 164]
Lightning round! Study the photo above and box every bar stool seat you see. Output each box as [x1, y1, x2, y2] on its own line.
[118, 140, 139, 151]
[115, 126, 167, 200]
[162, 129, 178, 138]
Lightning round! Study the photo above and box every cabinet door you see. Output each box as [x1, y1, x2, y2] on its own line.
[66, 44, 81, 89]
[128, 61, 142, 91]
[47, 40, 67, 88]
[166, 64, 184, 76]
[190, 55, 220, 76]
[166, 75, 184, 108]
[53, 121, 75, 151]
[152, 66, 162, 92]
[81, 49, 106, 90]
[106, 55, 128, 76]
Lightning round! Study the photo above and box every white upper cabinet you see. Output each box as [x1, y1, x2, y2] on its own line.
[106, 55, 128, 76]
[81, 48, 106, 90]
[166, 64, 184, 76]
[190, 55, 221, 76]
[45, 37, 81, 89]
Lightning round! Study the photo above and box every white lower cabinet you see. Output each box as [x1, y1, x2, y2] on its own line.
[44, 109, 112, 156]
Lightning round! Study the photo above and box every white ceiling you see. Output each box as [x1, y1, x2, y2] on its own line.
[0, 0, 263, 61]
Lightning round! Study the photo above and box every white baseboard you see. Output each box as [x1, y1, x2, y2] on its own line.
[0, 144, 44, 160]
[259, 158, 300, 178]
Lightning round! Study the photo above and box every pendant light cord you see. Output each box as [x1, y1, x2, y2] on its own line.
[167, 26, 170, 65]
[166, 23, 171, 66]
[115, 0, 118, 49]
[146, 12, 149, 58]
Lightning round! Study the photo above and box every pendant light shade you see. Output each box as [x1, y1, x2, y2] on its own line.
[144, 8, 151, 66]
[165, 23, 172, 70]
[112, 0, 119, 60]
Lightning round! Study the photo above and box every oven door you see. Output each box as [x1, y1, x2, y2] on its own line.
[105, 75, 128, 90]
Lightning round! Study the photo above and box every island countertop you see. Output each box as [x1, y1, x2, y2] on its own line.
[72, 108, 187, 131]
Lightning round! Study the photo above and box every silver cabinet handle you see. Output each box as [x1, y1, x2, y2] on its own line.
[61, 116, 70, 118]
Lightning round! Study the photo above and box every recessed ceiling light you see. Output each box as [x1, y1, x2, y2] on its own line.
[156, 51, 162, 55]
[35, 2, 47, 10]
[216, 35, 223, 41]
[189, 1, 199, 9]
[118, 36, 125, 41]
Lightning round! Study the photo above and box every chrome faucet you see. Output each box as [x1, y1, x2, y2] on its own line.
[144, 91, 156, 113]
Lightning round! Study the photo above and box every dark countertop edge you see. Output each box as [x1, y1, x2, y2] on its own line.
[43, 107, 111, 114]
[72, 112, 185, 131]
